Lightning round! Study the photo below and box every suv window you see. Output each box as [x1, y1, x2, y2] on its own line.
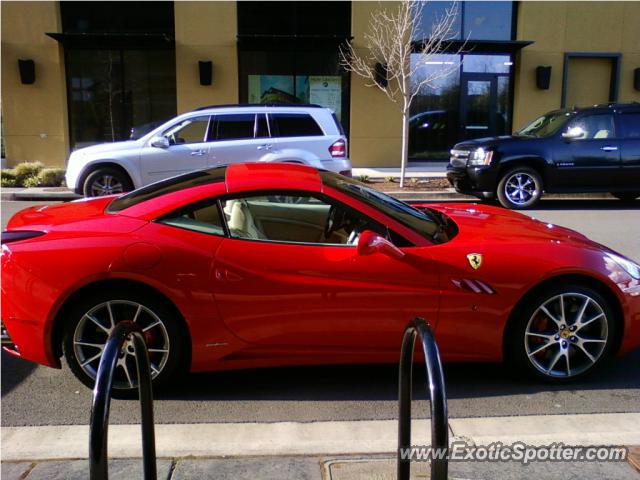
[619, 112, 640, 139]
[158, 200, 225, 236]
[164, 116, 210, 145]
[212, 114, 256, 141]
[256, 113, 270, 138]
[220, 193, 388, 245]
[567, 113, 616, 139]
[270, 113, 323, 137]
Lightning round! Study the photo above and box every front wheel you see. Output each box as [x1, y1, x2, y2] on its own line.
[611, 192, 639, 202]
[496, 167, 543, 209]
[506, 284, 616, 382]
[83, 167, 133, 197]
[62, 290, 185, 391]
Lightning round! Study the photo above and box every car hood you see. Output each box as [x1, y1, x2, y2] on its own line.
[73, 140, 142, 157]
[453, 135, 536, 150]
[6, 196, 145, 233]
[422, 203, 596, 248]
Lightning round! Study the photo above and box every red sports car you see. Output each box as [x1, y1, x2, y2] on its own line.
[2, 163, 639, 391]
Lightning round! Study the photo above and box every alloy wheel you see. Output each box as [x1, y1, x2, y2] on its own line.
[90, 175, 124, 196]
[524, 293, 608, 378]
[72, 300, 170, 389]
[504, 172, 538, 206]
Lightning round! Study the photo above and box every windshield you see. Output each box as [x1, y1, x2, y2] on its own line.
[320, 172, 450, 244]
[516, 110, 575, 138]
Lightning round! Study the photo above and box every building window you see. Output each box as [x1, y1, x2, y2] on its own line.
[414, 1, 514, 41]
[409, 2, 516, 160]
[60, 2, 176, 150]
[237, 2, 351, 132]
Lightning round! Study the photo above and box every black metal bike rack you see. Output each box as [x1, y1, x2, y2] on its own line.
[89, 321, 157, 480]
[397, 318, 449, 480]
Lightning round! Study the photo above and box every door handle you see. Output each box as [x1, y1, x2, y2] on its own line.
[190, 150, 206, 156]
[257, 144, 273, 151]
[600, 146, 618, 152]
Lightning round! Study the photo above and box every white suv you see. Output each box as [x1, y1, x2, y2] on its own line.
[66, 105, 351, 197]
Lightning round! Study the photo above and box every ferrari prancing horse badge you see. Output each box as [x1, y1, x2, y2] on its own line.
[467, 253, 483, 270]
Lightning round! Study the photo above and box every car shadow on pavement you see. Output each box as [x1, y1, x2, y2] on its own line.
[155, 348, 639, 415]
[1, 351, 37, 396]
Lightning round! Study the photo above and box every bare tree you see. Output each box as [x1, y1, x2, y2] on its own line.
[341, 0, 462, 187]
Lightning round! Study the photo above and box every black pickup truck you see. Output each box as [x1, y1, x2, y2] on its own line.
[446, 103, 640, 209]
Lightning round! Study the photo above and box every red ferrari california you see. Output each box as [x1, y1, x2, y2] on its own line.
[2, 163, 639, 390]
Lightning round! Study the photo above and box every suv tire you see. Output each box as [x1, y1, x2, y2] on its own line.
[497, 167, 543, 209]
[83, 167, 133, 197]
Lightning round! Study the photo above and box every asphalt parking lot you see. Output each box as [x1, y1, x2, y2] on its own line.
[2, 198, 639, 427]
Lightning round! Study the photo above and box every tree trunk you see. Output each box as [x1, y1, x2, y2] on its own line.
[399, 109, 410, 188]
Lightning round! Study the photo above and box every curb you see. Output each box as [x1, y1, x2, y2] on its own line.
[2, 413, 639, 461]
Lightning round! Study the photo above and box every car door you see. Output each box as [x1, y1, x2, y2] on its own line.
[552, 112, 621, 189]
[139, 115, 212, 185]
[208, 113, 271, 166]
[212, 191, 440, 353]
[616, 109, 640, 188]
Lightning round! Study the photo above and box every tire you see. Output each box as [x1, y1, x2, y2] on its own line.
[62, 288, 185, 392]
[505, 283, 617, 382]
[611, 192, 639, 202]
[82, 167, 133, 197]
[496, 167, 543, 209]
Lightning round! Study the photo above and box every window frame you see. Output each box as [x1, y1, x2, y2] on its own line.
[565, 112, 617, 140]
[207, 112, 263, 142]
[268, 113, 325, 138]
[161, 115, 212, 145]
[155, 188, 414, 248]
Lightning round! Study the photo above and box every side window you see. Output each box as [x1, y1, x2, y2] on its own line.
[619, 113, 640, 139]
[163, 116, 210, 145]
[158, 200, 225, 236]
[270, 113, 323, 137]
[220, 193, 388, 245]
[568, 114, 616, 139]
[213, 114, 256, 141]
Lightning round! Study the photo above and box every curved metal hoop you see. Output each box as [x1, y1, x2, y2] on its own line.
[89, 321, 157, 480]
[397, 318, 449, 480]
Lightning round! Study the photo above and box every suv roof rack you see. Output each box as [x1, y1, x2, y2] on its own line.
[193, 103, 325, 111]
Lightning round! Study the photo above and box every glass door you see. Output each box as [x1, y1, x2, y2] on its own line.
[460, 73, 499, 140]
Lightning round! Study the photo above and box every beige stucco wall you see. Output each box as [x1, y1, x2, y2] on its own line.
[174, 1, 238, 113]
[513, 1, 640, 131]
[1, 1, 68, 167]
[349, 1, 403, 168]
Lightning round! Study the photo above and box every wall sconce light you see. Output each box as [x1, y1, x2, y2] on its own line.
[634, 68, 640, 91]
[536, 66, 551, 90]
[199, 61, 213, 86]
[18, 59, 36, 85]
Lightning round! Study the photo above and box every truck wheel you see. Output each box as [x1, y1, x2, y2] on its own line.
[497, 167, 543, 209]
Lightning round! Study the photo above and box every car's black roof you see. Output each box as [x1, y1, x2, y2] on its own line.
[569, 102, 640, 113]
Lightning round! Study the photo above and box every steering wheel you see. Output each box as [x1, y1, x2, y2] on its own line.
[324, 205, 347, 240]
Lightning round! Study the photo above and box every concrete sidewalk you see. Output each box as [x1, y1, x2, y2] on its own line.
[2, 414, 640, 479]
[2, 452, 639, 479]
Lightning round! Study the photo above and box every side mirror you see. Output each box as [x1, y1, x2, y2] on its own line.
[150, 136, 170, 148]
[562, 126, 586, 141]
[357, 230, 405, 260]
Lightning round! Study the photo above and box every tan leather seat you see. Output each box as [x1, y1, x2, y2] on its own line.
[225, 199, 267, 239]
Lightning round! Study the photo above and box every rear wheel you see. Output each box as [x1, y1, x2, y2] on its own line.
[506, 284, 616, 382]
[62, 289, 184, 391]
[497, 167, 543, 209]
[83, 167, 133, 197]
[611, 192, 639, 202]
